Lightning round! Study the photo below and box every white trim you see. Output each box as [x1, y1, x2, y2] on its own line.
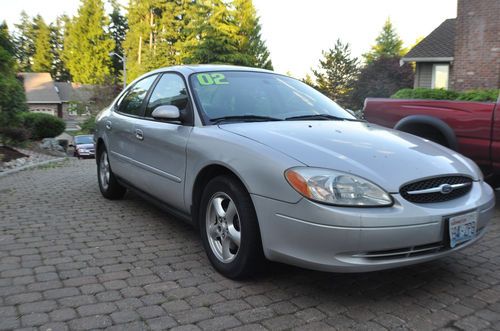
[402, 57, 454, 63]
[431, 64, 450, 89]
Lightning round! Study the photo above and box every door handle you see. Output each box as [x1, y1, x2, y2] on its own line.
[135, 129, 144, 141]
[105, 121, 112, 130]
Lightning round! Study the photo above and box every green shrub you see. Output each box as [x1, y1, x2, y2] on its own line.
[391, 88, 459, 100]
[457, 89, 499, 102]
[19, 112, 66, 140]
[391, 88, 499, 102]
[79, 116, 96, 134]
[0, 127, 30, 144]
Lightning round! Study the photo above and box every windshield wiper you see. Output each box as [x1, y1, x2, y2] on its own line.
[285, 114, 360, 121]
[210, 115, 283, 124]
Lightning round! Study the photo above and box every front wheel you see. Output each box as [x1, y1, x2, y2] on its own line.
[97, 146, 126, 200]
[199, 175, 264, 279]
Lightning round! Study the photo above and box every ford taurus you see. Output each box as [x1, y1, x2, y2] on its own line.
[94, 65, 495, 279]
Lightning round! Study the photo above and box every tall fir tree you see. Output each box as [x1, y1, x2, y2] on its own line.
[184, 0, 240, 65]
[312, 39, 359, 107]
[109, 0, 128, 83]
[0, 21, 27, 128]
[63, 0, 115, 84]
[123, 0, 159, 82]
[50, 15, 71, 81]
[233, 0, 272, 69]
[13, 11, 37, 72]
[32, 16, 53, 72]
[124, 0, 197, 82]
[363, 18, 405, 64]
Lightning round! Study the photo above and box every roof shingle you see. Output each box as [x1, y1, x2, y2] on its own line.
[19, 72, 61, 104]
[403, 18, 455, 60]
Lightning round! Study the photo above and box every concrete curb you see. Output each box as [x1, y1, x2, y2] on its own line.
[0, 157, 68, 178]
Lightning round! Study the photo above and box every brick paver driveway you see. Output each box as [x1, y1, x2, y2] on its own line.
[1, 159, 499, 331]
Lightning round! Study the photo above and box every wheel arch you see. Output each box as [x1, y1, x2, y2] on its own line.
[191, 164, 253, 229]
[394, 115, 458, 150]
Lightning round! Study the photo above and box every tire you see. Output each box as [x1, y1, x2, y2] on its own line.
[199, 175, 264, 279]
[97, 146, 126, 200]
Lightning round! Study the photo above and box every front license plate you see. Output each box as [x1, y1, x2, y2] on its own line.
[448, 211, 477, 248]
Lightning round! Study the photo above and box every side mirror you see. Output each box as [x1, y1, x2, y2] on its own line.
[151, 105, 180, 121]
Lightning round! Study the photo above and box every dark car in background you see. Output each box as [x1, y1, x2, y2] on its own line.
[71, 135, 95, 159]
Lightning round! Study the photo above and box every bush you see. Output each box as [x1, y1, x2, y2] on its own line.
[457, 89, 499, 102]
[79, 116, 96, 134]
[0, 127, 30, 144]
[391, 88, 499, 102]
[19, 112, 66, 140]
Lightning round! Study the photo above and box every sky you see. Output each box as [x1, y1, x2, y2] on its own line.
[1, 0, 457, 78]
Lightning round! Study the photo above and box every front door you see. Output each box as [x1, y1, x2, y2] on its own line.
[130, 73, 193, 211]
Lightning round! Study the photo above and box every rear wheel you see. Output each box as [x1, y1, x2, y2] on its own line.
[199, 175, 264, 279]
[97, 146, 126, 199]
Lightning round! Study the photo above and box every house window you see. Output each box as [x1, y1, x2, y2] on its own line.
[432, 64, 449, 89]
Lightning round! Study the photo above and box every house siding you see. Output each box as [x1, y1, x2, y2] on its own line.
[450, 0, 500, 90]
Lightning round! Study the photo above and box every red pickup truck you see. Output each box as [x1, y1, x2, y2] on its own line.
[363, 97, 500, 186]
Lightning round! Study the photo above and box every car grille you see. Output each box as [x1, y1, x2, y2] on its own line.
[354, 241, 446, 260]
[400, 176, 473, 203]
[354, 225, 485, 261]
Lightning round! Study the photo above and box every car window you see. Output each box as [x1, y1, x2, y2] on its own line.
[118, 75, 157, 116]
[145, 73, 189, 118]
[75, 136, 93, 144]
[190, 71, 354, 122]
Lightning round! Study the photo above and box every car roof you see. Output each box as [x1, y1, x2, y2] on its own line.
[145, 64, 275, 77]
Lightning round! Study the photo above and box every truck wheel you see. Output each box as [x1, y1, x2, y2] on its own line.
[199, 175, 264, 279]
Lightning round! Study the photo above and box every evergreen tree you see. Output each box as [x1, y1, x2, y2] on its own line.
[50, 15, 71, 81]
[233, 0, 272, 69]
[63, 0, 115, 84]
[13, 11, 37, 72]
[184, 0, 240, 65]
[363, 18, 405, 63]
[350, 57, 414, 109]
[0, 22, 27, 128]
[109, 0, 128, 83]
[312, 39, 359, 107]
[123, 0, 160, 81]
[32, 16, 53, 72]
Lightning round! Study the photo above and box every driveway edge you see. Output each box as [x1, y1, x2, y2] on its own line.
[0, 157, 68, 178]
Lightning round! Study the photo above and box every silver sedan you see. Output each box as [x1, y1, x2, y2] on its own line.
[94, 65, 495, 279]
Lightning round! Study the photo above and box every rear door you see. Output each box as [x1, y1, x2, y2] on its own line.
[128, 72, 193, 211]
[106, 74, 159, 185]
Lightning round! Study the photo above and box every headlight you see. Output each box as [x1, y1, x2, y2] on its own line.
[285, 167, 393, 207]
[78, 148, 88, 153]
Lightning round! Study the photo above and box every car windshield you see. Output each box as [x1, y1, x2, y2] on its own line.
[189, 71, 356, 124]
[75, 136, 93, 144]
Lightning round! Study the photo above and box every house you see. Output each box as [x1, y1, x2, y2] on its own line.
[401, 0, 500, 91]
[19, 72, 62, 117]
[20, 72, 99, 120]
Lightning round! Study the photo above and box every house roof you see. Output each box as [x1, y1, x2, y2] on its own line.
[19, 72, 61, 104]
[403, 19, 456, 62]
[54, 82, 75, 102]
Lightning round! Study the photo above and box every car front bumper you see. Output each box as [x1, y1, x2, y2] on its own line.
[252, 181, 495, 272]
[77, 151, 95, 157]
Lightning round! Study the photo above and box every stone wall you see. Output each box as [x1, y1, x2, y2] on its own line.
[450, 0, 500, 91]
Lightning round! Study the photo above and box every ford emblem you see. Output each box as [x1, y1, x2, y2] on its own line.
[440, 184, 453, 194]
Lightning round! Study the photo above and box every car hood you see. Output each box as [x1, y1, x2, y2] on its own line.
[219, 121, 479, 193]
[76, 143, 94, 149]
